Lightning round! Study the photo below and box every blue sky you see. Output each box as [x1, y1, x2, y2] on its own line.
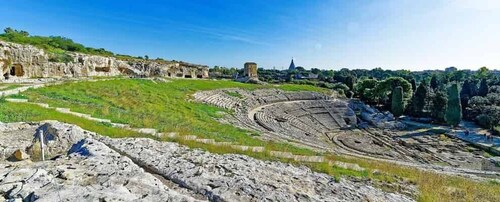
[1, 0, 499, 70]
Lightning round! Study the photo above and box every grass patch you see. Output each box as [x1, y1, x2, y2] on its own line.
[326, 155, 500, 202]
[225, 91, 243, 98]
[0, 84, 21, 91]
[0, 101, 144, 138]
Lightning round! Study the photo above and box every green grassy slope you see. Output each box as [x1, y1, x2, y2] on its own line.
[13, 79, 329, 155]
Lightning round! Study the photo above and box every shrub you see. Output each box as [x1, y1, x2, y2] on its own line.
[48, 52, 74, 63]
[476, 114, 494, 129]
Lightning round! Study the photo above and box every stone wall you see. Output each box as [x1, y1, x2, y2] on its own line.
[0, 40, 209, 80]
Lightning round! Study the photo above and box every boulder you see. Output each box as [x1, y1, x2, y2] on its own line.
[27, 121, 88, 160]
[11, 149, 30, 161]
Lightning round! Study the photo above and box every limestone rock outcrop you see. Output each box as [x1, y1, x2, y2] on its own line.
[0, 121, 200, 201]
[100, 137, 414, 202]
[349, 100, 406, 129]
[0, 40, 209, 80]
[0, 121, 414, 202]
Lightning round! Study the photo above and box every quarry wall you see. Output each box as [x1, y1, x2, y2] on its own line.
[0, 40, 209, 80]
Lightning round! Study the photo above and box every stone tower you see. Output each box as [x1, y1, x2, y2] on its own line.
[244, 62, 258, 79]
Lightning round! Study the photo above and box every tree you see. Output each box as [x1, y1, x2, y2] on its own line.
[391, 86, 404, 117]
[478, 78, 488, 96]
[354, 79, 378, 101]
[144, 55, 149, 60]
[431, 90, 447, 122]
[345, 76, 356, 90]
[466, 96, 489, 119]
[460, 80, 472, 113]
[373, 77, 413, 106]
[430, 75, 439, 90]
[445, 83, 462, 126]
[475, 66, 491, 79]
[4, 27, 14, 33]
[409, 78, 417, 92]
[410, 82, 428, 116]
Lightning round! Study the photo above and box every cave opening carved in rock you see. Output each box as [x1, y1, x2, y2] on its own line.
[95, 66, 111, 72]
[9, 64, 24, 77]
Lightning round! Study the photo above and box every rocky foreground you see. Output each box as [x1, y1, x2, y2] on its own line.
[0, 121, 414, 202]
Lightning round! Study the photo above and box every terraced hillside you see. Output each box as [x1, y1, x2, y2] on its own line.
[1, 78, 499, 201]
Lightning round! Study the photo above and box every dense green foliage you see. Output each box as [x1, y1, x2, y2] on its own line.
[391, 86, 404, 117]
[409, 82, 428, 116]
[445, 83, 462, 126]
[478, 78, 489, 96]
[430, 75, 440, 90]
[431, 90, 447, 122]
[372, 77, 413, 107]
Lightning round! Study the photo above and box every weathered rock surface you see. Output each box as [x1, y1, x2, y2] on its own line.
[0, 40, 209, 80]
[100, 137, 414, 202]
[0, 122, 200, 201]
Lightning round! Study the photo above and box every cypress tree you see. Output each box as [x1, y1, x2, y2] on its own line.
[469, 80, 478, 96]
[445, 83, 462, 126]
[411, 82, 428, 116]
[430, 75, 439, 90]
[391, 86, 404, 117]
[478, 78, 489, 96]
[345, 76, 356, 90]
[460, 80, 472, 113]
[409, 78, 417, 92]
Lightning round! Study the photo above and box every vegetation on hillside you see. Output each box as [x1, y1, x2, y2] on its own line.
[0, 27, 161, 62]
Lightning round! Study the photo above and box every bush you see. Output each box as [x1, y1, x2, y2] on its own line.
[476, 114, 494, 129]
[48, 52, 74, 63]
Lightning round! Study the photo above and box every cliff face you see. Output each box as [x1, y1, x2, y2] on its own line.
[0, 41, 209, 80]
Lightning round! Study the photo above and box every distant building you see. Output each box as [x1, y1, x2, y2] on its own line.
[288, 58, 296, 71]
[244, 62, 258, 79]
